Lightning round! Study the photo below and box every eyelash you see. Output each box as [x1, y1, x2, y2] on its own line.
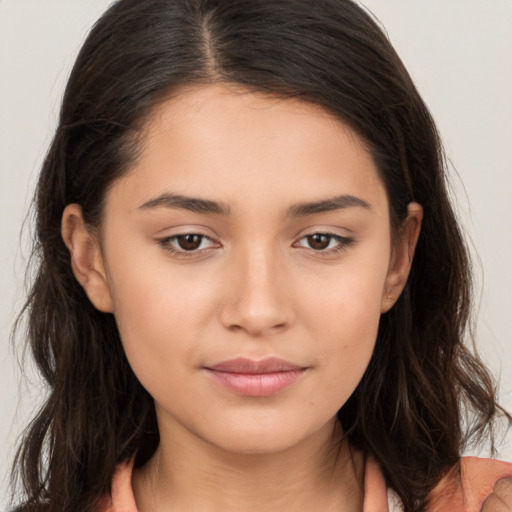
[158, 234, 218, 256]
[293, 232, 354, 256]
[158, 232, 354, 257]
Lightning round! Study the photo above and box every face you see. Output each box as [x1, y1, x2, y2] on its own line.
[63, 84, 420, 455]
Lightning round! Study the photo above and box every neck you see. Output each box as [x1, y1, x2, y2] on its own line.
[132, 419, 365, 512]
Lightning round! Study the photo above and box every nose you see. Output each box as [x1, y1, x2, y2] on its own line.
[219, 245, 294, 337]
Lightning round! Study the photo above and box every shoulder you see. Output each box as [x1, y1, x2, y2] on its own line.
[97, 457, 138, 512]
[427, 457, 512, 512]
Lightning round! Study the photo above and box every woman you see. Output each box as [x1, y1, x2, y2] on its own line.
[9, 0, 512, 511]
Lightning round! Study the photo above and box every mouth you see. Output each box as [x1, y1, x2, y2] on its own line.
[203, 357, 308, 397]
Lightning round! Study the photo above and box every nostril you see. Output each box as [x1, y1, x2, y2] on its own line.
[226, 322, 286, 334]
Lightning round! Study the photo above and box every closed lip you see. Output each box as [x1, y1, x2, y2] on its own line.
[203, 357, 308, 396]
[205, 356, 306, 374]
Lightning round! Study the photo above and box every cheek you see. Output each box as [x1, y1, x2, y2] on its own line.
[305, 245, 389, 335]
[318, 288, 381, 384]
[303, 244, 390, 396]
[103, 244, 221, 385]
[307, 305, 380, 418]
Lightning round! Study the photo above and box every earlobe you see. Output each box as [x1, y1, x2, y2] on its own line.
[381, 202, 423, 313]
[61, 204, 113, 313]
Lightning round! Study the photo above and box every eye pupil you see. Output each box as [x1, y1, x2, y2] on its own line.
[307, 234, 330, 250]
[177, 234, 202, 251]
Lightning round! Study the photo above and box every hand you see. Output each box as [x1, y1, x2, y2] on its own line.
[481, 477, 512, 512]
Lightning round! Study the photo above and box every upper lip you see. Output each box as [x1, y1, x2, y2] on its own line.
[205, 357, 305, 374]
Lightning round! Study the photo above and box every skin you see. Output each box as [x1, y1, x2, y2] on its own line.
[482, 477, 512, 512]
[62, 84, 423, 511]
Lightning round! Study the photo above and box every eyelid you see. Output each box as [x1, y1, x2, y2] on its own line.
[292, 231, 355, 255]
[157, 232, 221, 256]
[153, 222, 219, 237]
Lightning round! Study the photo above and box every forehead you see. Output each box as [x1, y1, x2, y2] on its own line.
[114, 84, 388, 214]
[140, 83, 367, 155]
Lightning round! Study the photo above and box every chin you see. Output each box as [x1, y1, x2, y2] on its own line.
[194, 414, 338, 457]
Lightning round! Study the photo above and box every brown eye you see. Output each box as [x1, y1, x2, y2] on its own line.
[293, 232, 354, 254]
[159, 233, 218, 255]
[306, 234, 331, 250]
[176, 234, 204, 251]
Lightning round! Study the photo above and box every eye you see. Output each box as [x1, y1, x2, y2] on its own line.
[293, 232, 353, 253]
[160, 233, 218, 253]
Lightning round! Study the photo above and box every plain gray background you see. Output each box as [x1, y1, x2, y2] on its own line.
[1, 0, 511, 506]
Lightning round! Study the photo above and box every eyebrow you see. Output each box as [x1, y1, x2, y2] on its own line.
[286, 194, 371, 216]
[138, 192, 370, 216]
[138, 193, 231, 215]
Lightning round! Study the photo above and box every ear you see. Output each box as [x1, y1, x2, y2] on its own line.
[381, 202, 423, 313]
[61, 204, 113, 313]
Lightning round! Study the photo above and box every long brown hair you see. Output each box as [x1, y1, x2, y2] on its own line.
[11, 1, 510, 511]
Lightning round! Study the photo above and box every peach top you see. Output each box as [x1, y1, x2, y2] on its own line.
[97, 456, 512, 512]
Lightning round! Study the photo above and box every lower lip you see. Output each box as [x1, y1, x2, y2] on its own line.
[205, 369, 306, 397]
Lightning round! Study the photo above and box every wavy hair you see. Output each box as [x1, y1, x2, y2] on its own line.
[11, 1, 510, 511]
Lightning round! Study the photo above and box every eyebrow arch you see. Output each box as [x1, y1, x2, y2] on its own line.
[138, 193, 230, 215]
[287, 194, 371, 217]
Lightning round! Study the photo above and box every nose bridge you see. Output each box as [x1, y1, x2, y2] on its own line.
[220, 239, 292, 335]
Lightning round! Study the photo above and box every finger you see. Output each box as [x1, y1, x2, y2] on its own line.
[493, 477, 512, 504]
[481, 477, 512, 512]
